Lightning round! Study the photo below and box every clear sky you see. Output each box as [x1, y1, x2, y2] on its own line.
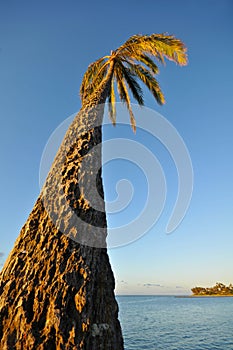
[0, 0, 232, 295]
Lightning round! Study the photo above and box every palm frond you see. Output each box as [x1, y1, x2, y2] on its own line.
[132, 53, 159, 74]
[115, 68, 126, 102]
[84, 61, 110, 100]
[115, 60, 144, 105]
[80, 58, 109, 101]
[150, 34, 187, 66]
[108, 78, 116, 125]
[115, 68, 136, 132]
[129, 63, 165, 105]
[80, 33, 187, 133]
[118, 33, 187, 66]
[80, 57, 105, 99]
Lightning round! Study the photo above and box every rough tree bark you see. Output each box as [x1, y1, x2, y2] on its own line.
[0, 61, 124, 349]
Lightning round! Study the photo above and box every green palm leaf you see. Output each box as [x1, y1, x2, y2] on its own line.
[129, 64, 165, 104]
[80, 58, 108, 101]
[80, 32, 187, 131]
[115, 67, 136, 132]
[118, 34, 187, 66]
[108, 79, 116, 125]
[116, 60, 144, 105]
[132, 53, 159, 74]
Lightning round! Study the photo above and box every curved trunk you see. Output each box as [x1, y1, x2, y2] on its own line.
[0, 61, 124, 349]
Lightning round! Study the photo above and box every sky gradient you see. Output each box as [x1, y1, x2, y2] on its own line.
[0, 0, 233, 294]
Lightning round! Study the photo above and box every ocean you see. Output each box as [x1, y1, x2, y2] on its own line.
[116, 295, 233, 350]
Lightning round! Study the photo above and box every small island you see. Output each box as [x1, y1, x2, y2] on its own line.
[191, 282, 233, 296]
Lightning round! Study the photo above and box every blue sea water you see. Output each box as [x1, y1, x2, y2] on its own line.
[116, 295, 233, 350]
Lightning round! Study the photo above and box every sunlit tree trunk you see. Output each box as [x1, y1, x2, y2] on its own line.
[0, 61, 124, 349]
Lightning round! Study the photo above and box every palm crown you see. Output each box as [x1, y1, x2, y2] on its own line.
[80, 33, 187, 132]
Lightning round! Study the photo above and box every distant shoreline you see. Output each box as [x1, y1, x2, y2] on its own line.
[116, 294, 233, 298]
[176, 295, 233, 298]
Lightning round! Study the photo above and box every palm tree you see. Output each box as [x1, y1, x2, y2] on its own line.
[0, 34, 187, 349]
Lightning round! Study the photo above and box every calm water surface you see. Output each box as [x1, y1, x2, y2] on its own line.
[117, 295, 233, 350]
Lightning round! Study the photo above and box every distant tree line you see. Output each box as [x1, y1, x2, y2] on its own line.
[191, 282, 233, 296]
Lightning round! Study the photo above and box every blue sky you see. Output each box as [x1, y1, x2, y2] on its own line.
[0, 0, 233, 294]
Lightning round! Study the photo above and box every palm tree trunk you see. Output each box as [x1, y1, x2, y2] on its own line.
[0, 61, 124, 349]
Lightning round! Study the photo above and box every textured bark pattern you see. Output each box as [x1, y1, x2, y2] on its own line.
[0, 206, 122, 349]
[0, 72, 124, 349]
